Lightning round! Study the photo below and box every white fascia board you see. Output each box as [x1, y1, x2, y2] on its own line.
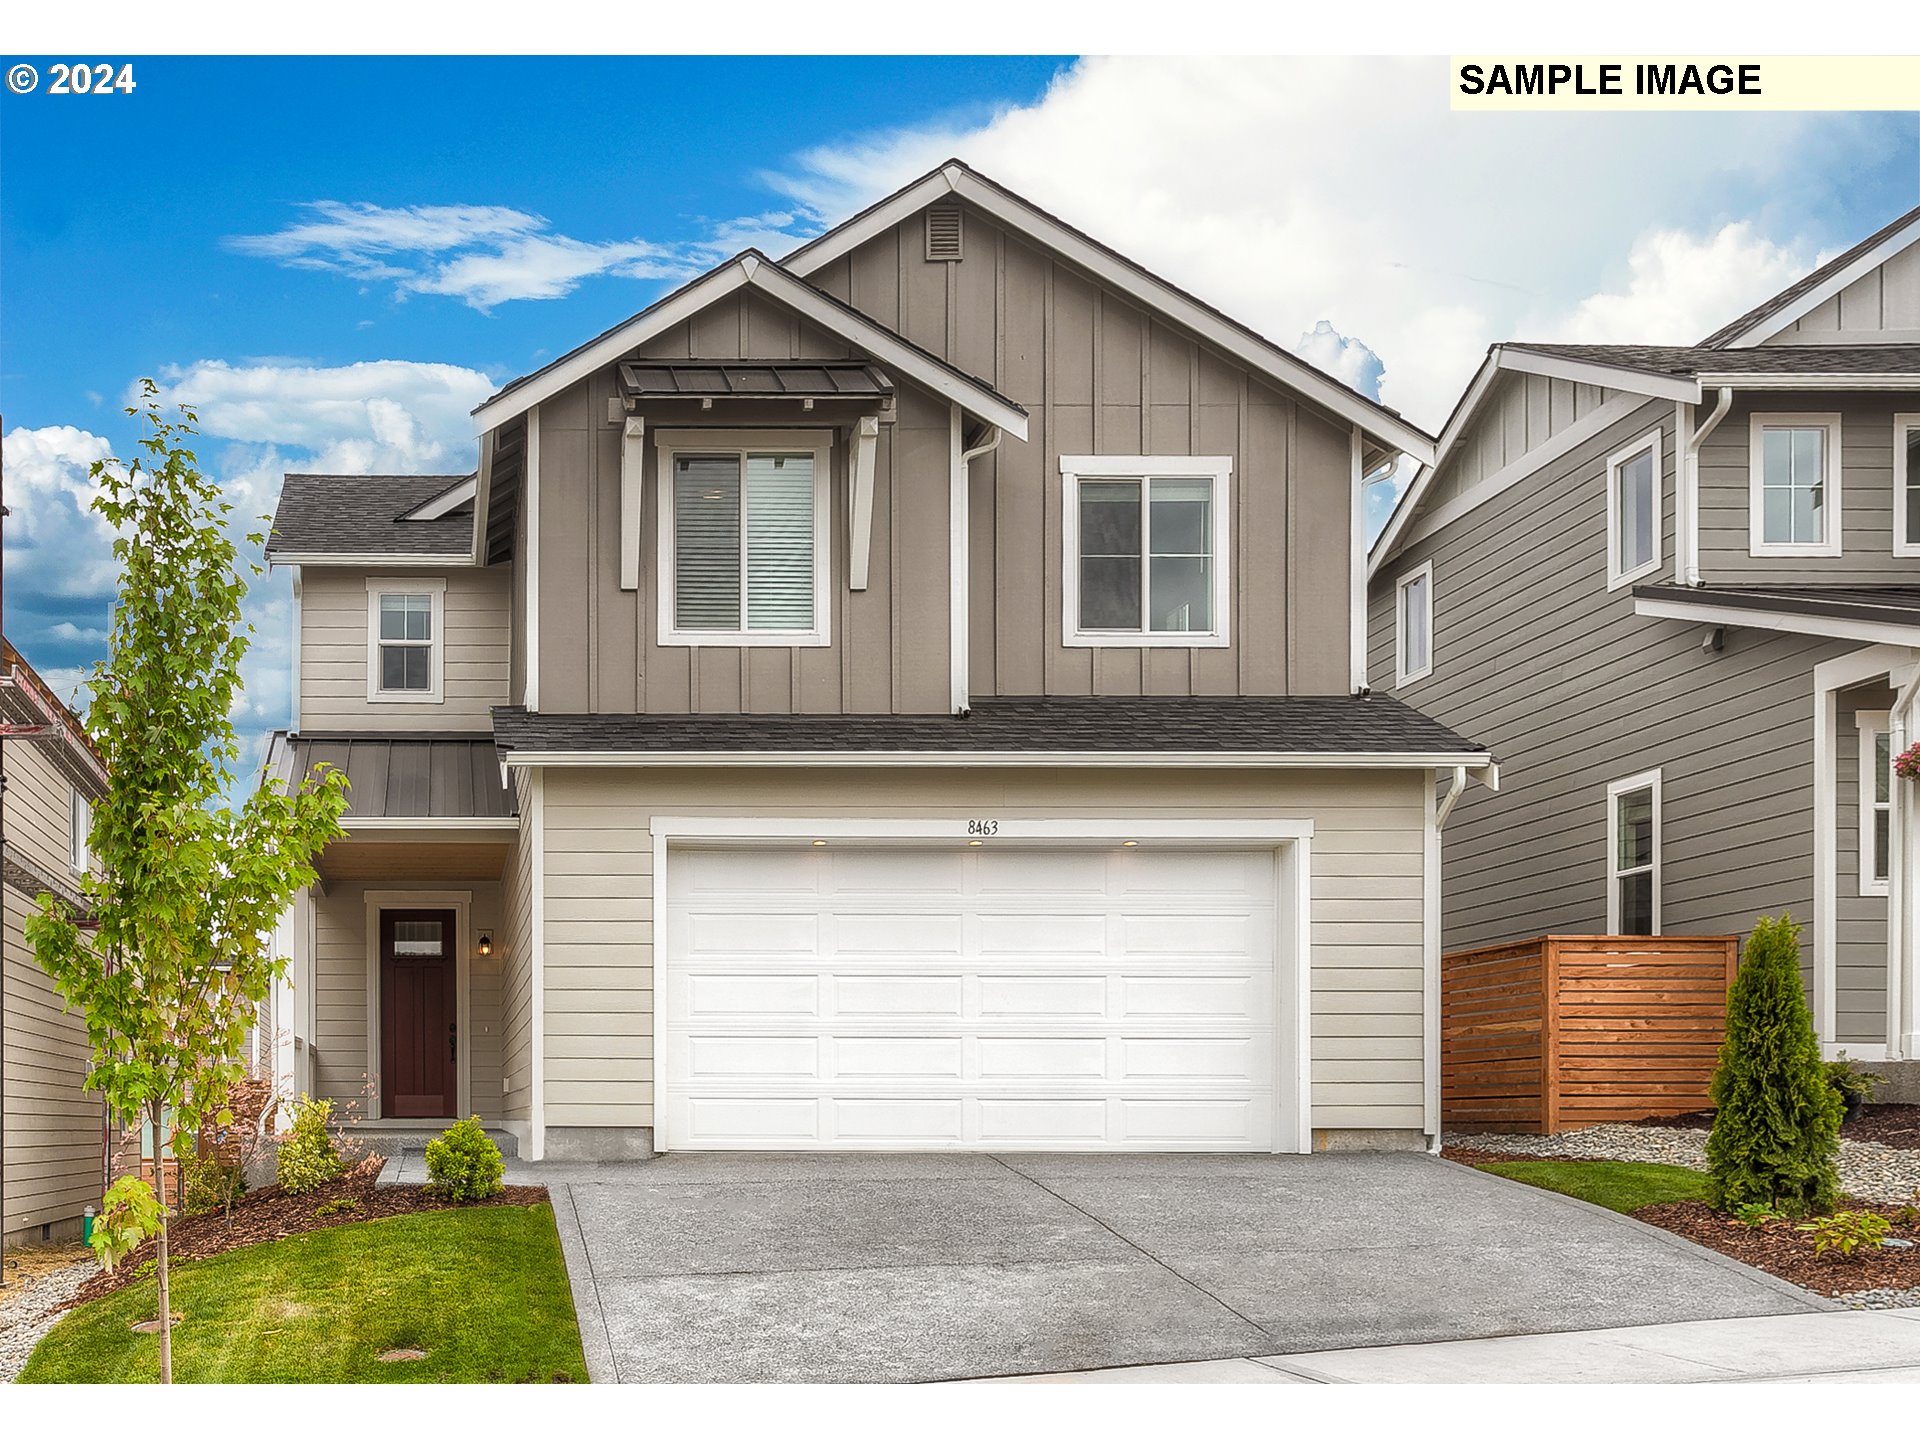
[1499, 346, 1701, 404]
[1719, 212, 1920, 348]
[340, 816, 519, 832]
[470, 262, 754, 434]
[748, 264, 1028, 439]
[653, 815, 1315, 843]
[1367, 352, 1502, 575]
[269, 552, 478, 568]
[1696, 372, 1920, 391]
[401, 475, 478, 521]
[1635, 595, 1920, 649]
[786, 164, 1432, 465]
[500, 749, 1493, 770]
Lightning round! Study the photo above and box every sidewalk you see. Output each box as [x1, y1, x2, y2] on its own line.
[975, 1308, 1920, 1384]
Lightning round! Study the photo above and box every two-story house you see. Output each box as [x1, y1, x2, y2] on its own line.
[2, 637, 110, 1246]
[264, 159, 1489, 1163]
[1368, 201, 1920, 1089]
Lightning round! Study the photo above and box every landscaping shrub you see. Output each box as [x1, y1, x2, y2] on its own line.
[276, 1095, 345, 1194]
[424, 1116, 505, 1202]
[181, 1154, 246, 1217]
[1796, 1210, 1891, 1258]
[1705, 915, 1842, 1218]
[314, 1197, 362, 1218]
[1824, 1054, 1885, 1123]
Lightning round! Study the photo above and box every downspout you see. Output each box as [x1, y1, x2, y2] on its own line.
[1888, 664, 1920, 1060]
[1425, 761, 1499, 1153]
[1682, 387, 1732, 588]
[949, 416, 1002, 716]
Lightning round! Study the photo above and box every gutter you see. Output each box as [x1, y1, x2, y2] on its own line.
[494, 748, 1496, 771]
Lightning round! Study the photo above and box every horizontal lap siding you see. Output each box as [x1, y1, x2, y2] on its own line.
[299, 566, 511, 731]
[3, 740, 101, 1239]
[538, 766, 1432, 1134]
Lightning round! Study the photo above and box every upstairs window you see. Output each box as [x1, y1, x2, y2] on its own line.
[1394, 562, 1433, 686]
[656, 431, 832, 648]
[1060, 456, 1232, 648]
[1607, 431, 1662, 589]
[1607, 770, 1662, 935]
[1895, 415, 1920, 558]
[366, 578, 444, 703]
[1859, 709, 1892, 896]
[1750, 413, 1842, 557]
[70, 790, 91, 874]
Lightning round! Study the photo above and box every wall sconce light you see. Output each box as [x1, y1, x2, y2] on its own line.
[1121, 839, 1139, 847]
[477, 932, 494, 957]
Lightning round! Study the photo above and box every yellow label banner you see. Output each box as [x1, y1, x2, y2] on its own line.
[1451, 55, 1920, 110]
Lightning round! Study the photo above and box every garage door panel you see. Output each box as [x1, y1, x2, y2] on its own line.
[974, 849, 1108, 894]
[1122, 1099, 1262, 1144]
[683, 1096, 819, 1142]
[686, 1036, 818, 1078]
[1120, 912, 1254, 955]
[976, 913, 1108, 955]
[976, 1099, 1108, 1143]
[1114, 850, 1267, 894]
[828, 848, 965, 894]
[681, 848, 818, 894]
[833, 1037, 965, 1078]
[834, 913, 965, 955]
[978, 975, 1107, 1017]
[833, 1099, 964, 1142]
[684, 974, 819, 1017]
[686, 911, 818, 954]
[833, 975, 964, 1016]
[1122, 1036, 1260, 1081]
[976, 1036, 1108, 1078]
[1120, 975, 1259, 1018]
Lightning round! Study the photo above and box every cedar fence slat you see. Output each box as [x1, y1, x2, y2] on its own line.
[1442, 934, 1738, 1134]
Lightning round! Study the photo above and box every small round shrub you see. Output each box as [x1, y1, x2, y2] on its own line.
[181, 1154, 246, 1216]
[276, 1094, 345, 1194]
[424, 1116, 505, 1202]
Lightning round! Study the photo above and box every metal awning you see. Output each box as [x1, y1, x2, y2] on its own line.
[266, 733, 516, 821]
[616, 361, 894, 405]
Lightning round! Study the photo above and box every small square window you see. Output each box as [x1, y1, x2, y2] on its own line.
[1061, 457, 1231, 648]
[1749, 413, 1842, 557]
[366, 581, 444, 702]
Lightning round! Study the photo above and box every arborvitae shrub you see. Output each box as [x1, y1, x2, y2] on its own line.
[1705, 915, 1842, 1217]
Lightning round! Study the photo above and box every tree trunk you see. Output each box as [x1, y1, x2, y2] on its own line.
[151, 1101, 173, 1384]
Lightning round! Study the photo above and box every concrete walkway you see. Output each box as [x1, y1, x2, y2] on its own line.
[978, 1308, 1920, 1384]
[419, 1149, 1833, 1384]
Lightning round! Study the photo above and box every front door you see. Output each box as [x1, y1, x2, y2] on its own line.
[380, 908, 457, 1118]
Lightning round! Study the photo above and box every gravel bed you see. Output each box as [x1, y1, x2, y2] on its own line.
[0, 1259, 92, 1383]
[1836, 1287, 1920, 1311]
[1447, 1123, 1920, 1203]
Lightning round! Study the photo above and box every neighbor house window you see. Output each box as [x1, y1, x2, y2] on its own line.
[1607, 431, 1662, 588]
[365, 578, 445, 703]
[70, 790, 91, 874]
[1895, 415, 1920, 558]
[655, 430, 832, 647]
[1060, 456, 1232, 647]
[1607, 770, 1662, 935]
[1859, 710, 1892, 897]
[1749, 413, 1842, 557]
[1394, 562, 1433, 686]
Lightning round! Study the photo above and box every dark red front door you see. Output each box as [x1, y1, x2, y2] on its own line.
[380, 909, 457, 1118]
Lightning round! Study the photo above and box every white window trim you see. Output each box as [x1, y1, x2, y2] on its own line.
[654, 428, 833, 649]
[1748, 412, 1843, 558]
[1606, 769, 1663, 935]
[365, 577, 446, 705]
[1059, 455, 1233, 649]
[1605, 429, 1664, 591]
[1859, 708, 1892, 898]
[1394, 561, 1434, 687]
[1894, 414, 1920, 558]
[69, 790, 90, 875]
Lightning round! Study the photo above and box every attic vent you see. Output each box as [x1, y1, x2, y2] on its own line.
[925, 207, 964, 262]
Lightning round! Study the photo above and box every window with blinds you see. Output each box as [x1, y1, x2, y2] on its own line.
[668, 446, 821, 640]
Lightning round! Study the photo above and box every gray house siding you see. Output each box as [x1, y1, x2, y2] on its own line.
[1697, 390, 1920, 584]
[1760, 246, 1920, 345]
[1370, 392, 1867, 1002]
[1419, 373, 1618, 516]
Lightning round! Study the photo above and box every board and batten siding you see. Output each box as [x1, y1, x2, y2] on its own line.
[306, 879, 507, 1120]
[1417, 372, 1619, 518]
[534, 765, 1432, 1138]
[298, 566, 511, 732]
[1758, 245, 1920, 344]
[1369, 392, 1868, 1000]
[3, 737, 102, 1242]
[1697, 391, 1920, 585]
[1836, 683, 1895, 1047]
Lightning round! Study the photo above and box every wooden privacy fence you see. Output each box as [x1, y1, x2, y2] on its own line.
[1442, 935, 1739, 1134]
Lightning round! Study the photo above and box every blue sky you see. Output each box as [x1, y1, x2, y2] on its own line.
[2, 55, 1915, 769]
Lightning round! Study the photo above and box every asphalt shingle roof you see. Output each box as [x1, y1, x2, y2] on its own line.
[1634, 583, 1920, 629]
[1504, 342, 1920, 378]
[267, 473, 475, 559]
[490, 695, 1484, 758]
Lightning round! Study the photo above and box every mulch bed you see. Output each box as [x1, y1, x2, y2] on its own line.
[1631, 1104, 1920, 1149]
[1637, 1200, 1920, 1296]
[68, 1155, 548, 1308]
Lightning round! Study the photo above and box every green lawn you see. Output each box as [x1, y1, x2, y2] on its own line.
[20, 1203, 586, 1384]
[1474, 1159, 1712, 1214]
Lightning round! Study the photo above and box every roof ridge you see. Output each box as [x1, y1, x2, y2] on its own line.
[1698, 200, 1920, 348]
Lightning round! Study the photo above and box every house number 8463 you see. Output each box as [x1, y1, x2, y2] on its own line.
[966, 819, 1000, 837]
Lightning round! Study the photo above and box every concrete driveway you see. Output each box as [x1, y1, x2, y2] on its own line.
[528, 1151, 1826, 1384]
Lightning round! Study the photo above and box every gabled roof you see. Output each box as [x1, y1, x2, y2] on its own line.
[267, 473, 476, 563]
[471, 250, 1027, 439]
[0, 635, 108, 797]
[1699, 201, 1920, 349]
[783, 159, 1435, 466]
[1503, 341, 1920, 380]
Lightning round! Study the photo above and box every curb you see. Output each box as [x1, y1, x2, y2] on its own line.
[1434, 1154, 1844, 1313]
[547, 1183, 618, 1384]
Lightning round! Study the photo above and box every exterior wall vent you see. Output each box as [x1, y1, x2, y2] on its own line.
[925, 207, 964, 262]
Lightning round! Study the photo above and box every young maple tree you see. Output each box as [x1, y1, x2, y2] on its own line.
[26, 382, 347, 1382]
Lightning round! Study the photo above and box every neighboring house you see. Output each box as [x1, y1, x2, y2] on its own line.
[1, 638, 109, 1245]
[1368, 202, 1920, 1083]
[263, 159, 1490, 1162]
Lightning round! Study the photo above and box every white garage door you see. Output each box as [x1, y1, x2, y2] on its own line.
[659, 843, 1284, 1151]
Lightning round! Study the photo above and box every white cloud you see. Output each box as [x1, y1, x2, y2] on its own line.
[1295, 322, 1384, 399]
[1552, 222, 1812, 344]
[228, 200, 811, 311]
[0, 424, 122, 601]
[762, 56, 1848, 431]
